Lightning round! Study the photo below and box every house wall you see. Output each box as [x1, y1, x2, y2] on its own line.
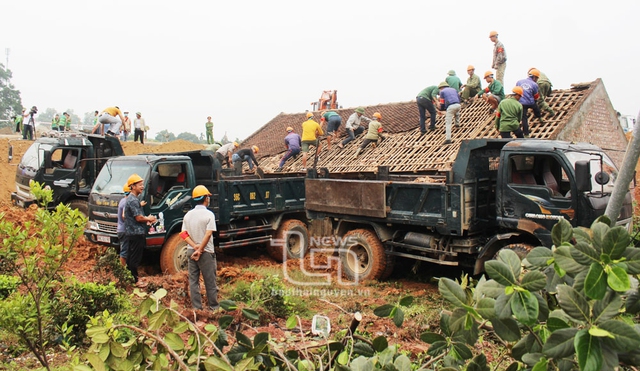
[556, 81, 628, 166]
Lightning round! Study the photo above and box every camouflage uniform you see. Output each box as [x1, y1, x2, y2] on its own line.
[536, 72, 554, 114]
[492, 40, 507, 83]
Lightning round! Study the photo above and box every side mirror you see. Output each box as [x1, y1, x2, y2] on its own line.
[575, 160, 591, 192]
[44, 150, 52, 169]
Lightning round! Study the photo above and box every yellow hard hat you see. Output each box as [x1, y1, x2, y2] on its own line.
[252, 145, 259, 153]
[528, 68, 540, 77]
[467, 65, 475, 71]
[489, 30, 498, 37]
[126, 174, 143, 188]
[123, 184, 130, 193]
[484, 70, 494, 79]
[286, 126, 294, 132]
[192, 185, 211, 199]
[512, 86, 524, 96]
[373, 112, 382, 119]
[233, 141, 239, 147]
[306, 112, 314, 118]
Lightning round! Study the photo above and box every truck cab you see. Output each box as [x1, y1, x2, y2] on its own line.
[11, 134, 123, 215]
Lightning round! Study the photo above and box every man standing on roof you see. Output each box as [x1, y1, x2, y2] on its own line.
[489, 31, 507, 83]
[123, 174, 157, 287]
[232, 146, 260, 175]
[355, 112, 385, 158]
[438, 82, 461, 145]
[215, 141, 239, 168]
[277, 127, 301, 171]
[445, 70, 462, 92]
[416, 86, 439, 133]
[180, 185, 219, 311]
[477, 71, 505, 112]
[461, 65, 482, 102]
[516, 69, 543, 137]
[321, 110, 341, 151]
[494, 87, 525, 138]
[205, 116, 214, 144]
[528, 67, 555, 116]
[301, 112, 323, 171]
[340, 107, 371, 147]
[99, 106, 126, 137]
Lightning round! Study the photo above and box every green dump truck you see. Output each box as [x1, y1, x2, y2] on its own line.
[305, 138, 633, 281]
[84, 150, 308, 274]
[11, 133, 124, 215]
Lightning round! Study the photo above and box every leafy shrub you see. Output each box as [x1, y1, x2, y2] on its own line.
[229, 274, 301, 319]
[0, 274, 20, 299]
[93, 247, 134, 287]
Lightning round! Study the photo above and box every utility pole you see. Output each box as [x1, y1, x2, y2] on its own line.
[605, 111, 640, 223]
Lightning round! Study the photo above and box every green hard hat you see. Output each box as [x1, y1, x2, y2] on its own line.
[438, 81, 449, 89]
[448, 70, 456, 75]
[355, 107, 365, 114]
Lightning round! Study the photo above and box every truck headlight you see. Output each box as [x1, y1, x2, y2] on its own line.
[88, 221, 99, 230]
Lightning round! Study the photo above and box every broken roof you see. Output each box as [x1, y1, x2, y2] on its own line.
[241, 79, 627, 173]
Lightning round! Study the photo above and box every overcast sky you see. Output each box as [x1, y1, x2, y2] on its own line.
[2, 0, 638, 141]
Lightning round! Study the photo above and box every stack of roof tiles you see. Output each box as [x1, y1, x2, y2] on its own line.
[240, 79, 626, 173]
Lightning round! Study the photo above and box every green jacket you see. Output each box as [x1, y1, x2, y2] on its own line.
[365, 120, 383, 140]
[478, 80, 505, 101]
[51, 117, 60, 129]
[445, 75, 462, 92]
[59, 116, 68, 129]
[205, 121, 213, 131]
[465, 74, 481, 90]
[417, 86, 439, 100]
[494, 97, 522, 132]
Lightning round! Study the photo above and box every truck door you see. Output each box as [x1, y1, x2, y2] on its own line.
[499, 153, 577, 242]
[43, 147, 82, 199]
[147, 162, 192, 235]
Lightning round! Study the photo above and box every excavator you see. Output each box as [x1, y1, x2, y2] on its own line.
[311, 90, 338, 111]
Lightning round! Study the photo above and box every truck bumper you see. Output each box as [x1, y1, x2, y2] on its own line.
[11, 192, 36, 208]
[84, 229, 120, 247]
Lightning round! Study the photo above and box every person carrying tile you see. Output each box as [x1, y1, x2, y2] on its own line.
[416, 86, 439, 133]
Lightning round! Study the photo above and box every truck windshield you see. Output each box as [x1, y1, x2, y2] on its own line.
[564, 150, 618, 192]
[92, 160, 150, 195]
[19, 143, 53, 174]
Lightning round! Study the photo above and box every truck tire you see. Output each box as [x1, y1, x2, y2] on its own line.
[68, 199, 89, 219]
[268, 219, 309, 262]
[340, 229, 386, 282]
[160, 233, 190, 275]
[494, 243, 533, 260]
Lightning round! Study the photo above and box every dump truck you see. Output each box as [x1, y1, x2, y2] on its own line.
[84, 150, 308, 274]
[305, 138, 633, 281]
[11, 133, 124, 215]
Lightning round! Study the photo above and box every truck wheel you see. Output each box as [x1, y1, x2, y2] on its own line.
[494, 243, 533, 260]
[160, 233, 190, 274]
[340, 229, 386, 281]
[380, 255, 396, 280]
[268, 219, 309, 262]
[68, 200, 89, 219]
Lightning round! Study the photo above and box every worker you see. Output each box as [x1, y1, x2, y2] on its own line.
[51, 114, 60, 132]
[340, 107, 371, 147]
[205, 116, 214, 144]
[445, 70, 462, 92]
[121, 112, 131, 141]
[355, 112, 385, 158]
[477, 71, 505, 112]
[133, 112, 146, 144]
[117, 184, 130, 267]
[516, 69, 543, 138]
[277, 127, 301, 171]
[528, 67, 555, 116]
[494, 87, 525, 138]
[59, 112, 68, 132]
[489, 30, 507, 83]
[215, 141, 239, 168]
[91, 111, 101, 135]
[416, 86, 439, 133]
[180, 185, 219, 311]
[460, 65, 482, 102]
[437, 81, 461, 145]
[15, 108, 25, 133]
[63, 112, 72, 131]
[301, 112, 323, 171]
[232, 145, 260, 175]
[123, 174, 157, 287]
[321, 110, 341, 151]
[99, 106, 126, 137]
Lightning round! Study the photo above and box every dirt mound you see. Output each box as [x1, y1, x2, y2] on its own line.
[121, 139, 206, 155]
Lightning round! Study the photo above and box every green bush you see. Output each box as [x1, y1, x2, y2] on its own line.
[0, 274, 20, 299]
[50, 279, 132, 345]
[229, 274, 301, 319]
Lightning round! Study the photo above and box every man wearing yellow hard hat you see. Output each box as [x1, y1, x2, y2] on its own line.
[232, 145, 260, 175]
[494, 87, 525, 139]
[215, 141, 240, 168]
[277, 126, 301, 171]
[461, 65, 482, 102]
[489, 30, 507, 83]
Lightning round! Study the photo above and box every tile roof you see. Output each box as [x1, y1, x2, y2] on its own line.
[241, 79, 626, 174]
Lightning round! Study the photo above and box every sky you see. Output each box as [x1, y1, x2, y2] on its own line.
[2, 0, 639, 141]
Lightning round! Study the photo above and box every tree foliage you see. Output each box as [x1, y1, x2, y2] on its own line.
[0, 63, 23, 123]
[155, 129, 176, 142]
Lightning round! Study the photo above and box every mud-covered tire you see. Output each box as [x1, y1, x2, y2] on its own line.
[380, 254, 396, 280]
[340, 229, 386, 281]
[68, 199, 89, 219]
[494, 243, 534, 260]
[268, 219, 309, 263]
[160, 233, 190, 274]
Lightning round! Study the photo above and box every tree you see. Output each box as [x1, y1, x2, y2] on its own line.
[177, 132, 200, 144]
[38, 107, 58, 123]
[155, 129, 175, 142]
[0, 63, 23, 123]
